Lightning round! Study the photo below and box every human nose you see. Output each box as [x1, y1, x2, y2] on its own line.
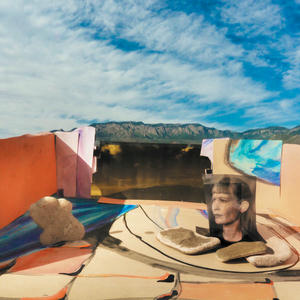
[212, 199, 220, 212]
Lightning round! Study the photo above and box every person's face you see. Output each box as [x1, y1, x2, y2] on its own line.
[211, 185, 242, 225]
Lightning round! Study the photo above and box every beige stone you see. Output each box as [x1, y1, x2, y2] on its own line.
[247, 237, 292, 267]
[29, 196, 85, 245]
[156, 227, 220, 255]
[216, 241, 268, 262]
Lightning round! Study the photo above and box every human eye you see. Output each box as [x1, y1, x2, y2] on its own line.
[212, 197, 218, 202]
[219, 198, 229, 203]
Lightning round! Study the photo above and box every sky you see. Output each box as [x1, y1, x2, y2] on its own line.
[0, 0, 299, 138]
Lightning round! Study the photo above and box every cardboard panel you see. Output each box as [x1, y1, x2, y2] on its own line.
[203, 174, 260, 244]
[124, 205, 296, 273]
[280, 144, 300, 225]
[55, 131, 79, 197]
[68, 276, 174, 299]
[255, 180, 281, 212]
[229, 139, 282, 186]
[76, 127, 95, 198]
[0, 274, 70, 298]
[274, 282, 300, 300]
[0, 134, 57, 228]
[212, 138, 280, 212]
[9, 247, 92, 275]
[200, 139, 214, 167]
[180, 282, 276, 300]
[212, 138, 239, 175]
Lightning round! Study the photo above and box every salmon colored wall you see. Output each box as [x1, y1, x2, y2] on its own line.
[0, 133, 57, 228]
[279, 144, 300, 225]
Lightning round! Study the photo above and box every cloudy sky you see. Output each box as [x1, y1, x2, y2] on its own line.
[0, 0, 299, 138]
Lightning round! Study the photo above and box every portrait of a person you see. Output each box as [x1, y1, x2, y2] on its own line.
[204, 175, 262, 246]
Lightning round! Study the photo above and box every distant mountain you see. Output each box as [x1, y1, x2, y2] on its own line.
[240, 125, 300, 144]
[90, 121, 300, 144]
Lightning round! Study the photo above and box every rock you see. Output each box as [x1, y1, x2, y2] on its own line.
[29, 196, 85, 245]
[156, 227, 220, 255]
[247, 237, 292, 267]
[216, 241, 268, 262]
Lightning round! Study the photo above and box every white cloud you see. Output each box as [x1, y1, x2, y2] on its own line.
[220, 0, 284, 37]
[242, 97, 300, 128]
[0, 0, 286, 138]
[283, 45, 300, 89]
[71, 0, 245, 67]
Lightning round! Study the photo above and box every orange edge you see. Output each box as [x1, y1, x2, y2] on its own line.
[98, 196, 207, 209]
[77, 272, 171, 280]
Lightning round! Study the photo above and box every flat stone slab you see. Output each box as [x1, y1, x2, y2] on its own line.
[216, 241, 268, 262]
[247, 237, 293, 267]
[157, 227, 220, 255]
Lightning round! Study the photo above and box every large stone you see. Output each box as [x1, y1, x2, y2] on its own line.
[216, 241, 268, 262]
[29, 196, 85, 245]
[156, 227, 220, 255]
[247, 237, 292, 267]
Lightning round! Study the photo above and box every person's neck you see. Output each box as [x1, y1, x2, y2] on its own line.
[222, 219, 242, 242]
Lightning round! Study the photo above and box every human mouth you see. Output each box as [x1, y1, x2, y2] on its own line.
[214, 214, 222, 218]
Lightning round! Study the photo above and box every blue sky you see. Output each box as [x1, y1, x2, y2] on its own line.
[0, 0, 299, 138]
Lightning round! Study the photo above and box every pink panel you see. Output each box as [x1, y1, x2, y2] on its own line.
[76, 127, 96, 198]
[201, 139, 213, 167]
[55, 131, 79, 197]
[92, 155, 97, 174]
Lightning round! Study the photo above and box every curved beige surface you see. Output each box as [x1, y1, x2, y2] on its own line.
[124, 205, 298, 273]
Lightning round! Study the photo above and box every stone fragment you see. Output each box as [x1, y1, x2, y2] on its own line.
[29, 196, 85, 245]
[156, 227, 220, 255]
[216, 241, 268, 262]
[247, 237, 292, 267]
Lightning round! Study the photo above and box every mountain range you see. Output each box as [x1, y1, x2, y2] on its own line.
[90, 122, 300, 145]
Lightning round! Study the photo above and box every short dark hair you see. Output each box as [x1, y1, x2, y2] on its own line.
[212, 176, 252, 204]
